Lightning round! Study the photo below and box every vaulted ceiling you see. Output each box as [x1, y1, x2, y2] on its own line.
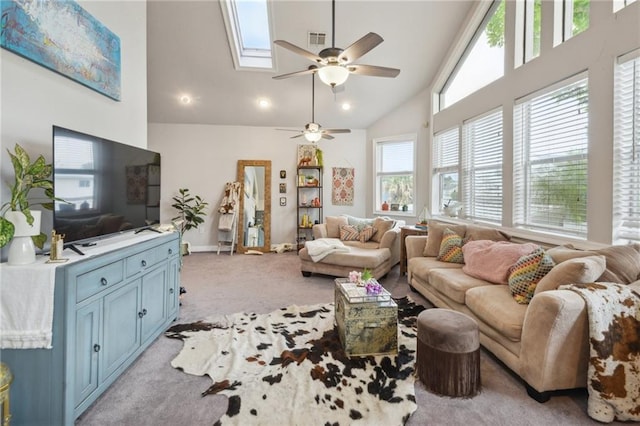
[146, 1, 475, 130]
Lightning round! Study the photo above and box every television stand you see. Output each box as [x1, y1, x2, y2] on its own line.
[134, 226, 161, 234]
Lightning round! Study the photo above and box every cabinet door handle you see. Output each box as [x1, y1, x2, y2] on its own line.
[93, 344, 101, 352]
[141, 260, 147, 267]
[169, 288, 174, 294]
[138, 308, 148, 318]
[100, 277, 108, 286]
[168, 248, 173, 255]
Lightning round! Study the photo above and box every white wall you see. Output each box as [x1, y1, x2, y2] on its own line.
[0, 1, 147, 256]
[148, 123, 367, 251]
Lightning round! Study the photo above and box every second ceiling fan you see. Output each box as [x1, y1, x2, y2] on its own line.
[278, 66, 350, 142]
[273, 0, 400, 88]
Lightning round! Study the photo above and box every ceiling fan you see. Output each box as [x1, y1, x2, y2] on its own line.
[272, 0, 400, 89]
[277, 66, 351, 142]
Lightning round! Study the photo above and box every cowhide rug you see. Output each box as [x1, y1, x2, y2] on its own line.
[166, 297, 425, 426]
[560, 282, 640, 423]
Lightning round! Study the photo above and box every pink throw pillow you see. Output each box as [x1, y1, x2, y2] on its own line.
[462, 240, 540, 284]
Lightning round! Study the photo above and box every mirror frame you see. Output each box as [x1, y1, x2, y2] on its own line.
[236, 160, 271, 253]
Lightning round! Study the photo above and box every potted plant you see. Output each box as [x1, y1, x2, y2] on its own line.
[0, 144, 63, 264]
[171, 188, 208, 255]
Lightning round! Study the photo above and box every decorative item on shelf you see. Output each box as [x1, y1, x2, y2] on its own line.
[0, 143, 66, 265]
[365, 281, 383, 296]
[298, 175, 306, 187]
[311, 197, 321, 207]
[443, 200, 462, 217]
[402, 204, 408, 212]
[390, 203, 400, 211]
[305, 175, 315, 186]
[316, 148, 323, 167]
[348, 268, 374, 287]
[171, 188, 208, 255]
[381, 201, 389, 211]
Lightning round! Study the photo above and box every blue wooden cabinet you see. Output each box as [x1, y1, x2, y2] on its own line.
[2, 232, 180, 425]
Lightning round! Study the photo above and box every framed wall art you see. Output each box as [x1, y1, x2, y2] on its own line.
[279, 183, 286, 193]
[280, 197, 287, 206]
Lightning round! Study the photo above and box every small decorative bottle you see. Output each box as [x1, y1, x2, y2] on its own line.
[382, 201, 389, 211]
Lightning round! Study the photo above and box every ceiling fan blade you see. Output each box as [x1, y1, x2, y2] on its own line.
[290, 133, 304, 139]
[348, 64, 400, 78]
[338, 32, 383, 64]
[276, 129, 303, 132]
[324, 129, 351, 134]
[273, 68, 317, 80]
[321, 133, 335, 140]
[274, 40, 323, 63]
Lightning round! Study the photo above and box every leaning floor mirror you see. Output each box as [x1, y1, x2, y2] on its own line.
[237, 160, 271, 253]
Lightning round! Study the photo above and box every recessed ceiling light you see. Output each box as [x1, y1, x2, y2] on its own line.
[341, 102, 351, 111]
[258, 98, 271, 108]
[179, 95, 192, 105]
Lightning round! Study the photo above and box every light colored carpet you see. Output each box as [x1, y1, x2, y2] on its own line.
[76, 251, 618, 425]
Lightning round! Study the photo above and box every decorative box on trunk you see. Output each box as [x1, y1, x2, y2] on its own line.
[334, 279, 398, 356]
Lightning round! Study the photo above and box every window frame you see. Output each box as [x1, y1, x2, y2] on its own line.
[373, 134, 417, 215]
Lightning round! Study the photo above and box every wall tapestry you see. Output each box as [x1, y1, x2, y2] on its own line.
[332, 167, 354, 206]
[0, 0, 121, 100]
[126, 165, 147, 204]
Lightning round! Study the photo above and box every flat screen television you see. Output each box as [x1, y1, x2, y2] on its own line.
[53, 126, 161, 252]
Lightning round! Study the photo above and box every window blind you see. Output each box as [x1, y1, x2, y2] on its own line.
[433, 128, 460, 210]
[462, 109, 503, 223]
[613, 51, 640, 243]
[514, 76, 588, 237]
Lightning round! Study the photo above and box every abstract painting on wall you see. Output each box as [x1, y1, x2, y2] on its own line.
[1, 0, 121, 100]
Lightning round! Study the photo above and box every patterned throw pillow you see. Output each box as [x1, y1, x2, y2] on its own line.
[339, 224, 360, 241]
[508, 247, 555, 304]
[359, 225, 377, 243]
[436, 228, 465, 264]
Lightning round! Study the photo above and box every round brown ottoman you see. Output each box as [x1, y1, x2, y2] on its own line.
[417, 308, 481, 397]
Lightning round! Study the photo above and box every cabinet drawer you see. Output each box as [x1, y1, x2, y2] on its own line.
[126, 241, 177, 277]
[76, 261, 124, 302]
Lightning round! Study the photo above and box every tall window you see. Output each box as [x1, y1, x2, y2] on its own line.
[514, 75, 589, 237]
[220, 0, 273, 70]
[515, 0, 541, 67]
[613, 50, 640, 243]
[433, 128, 460, 213]
[374, 135, 416, 213]
[554, 0, 589, 46]
[439, 0, 505, 109]
[462, 109, 503, 223]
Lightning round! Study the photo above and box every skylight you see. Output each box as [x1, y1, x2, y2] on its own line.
[221, 0, 274, 70]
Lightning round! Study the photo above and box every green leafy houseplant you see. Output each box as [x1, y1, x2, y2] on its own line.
[0, 144, 61, 249]
[171, 188, 208, 236]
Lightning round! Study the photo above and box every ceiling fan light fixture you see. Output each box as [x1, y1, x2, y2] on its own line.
[318, 65, 349, 87]
[304, 131, 322, 143]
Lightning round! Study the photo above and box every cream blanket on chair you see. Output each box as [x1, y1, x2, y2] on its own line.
[305, 238, 349, 262]
[560, 282, 640, 423]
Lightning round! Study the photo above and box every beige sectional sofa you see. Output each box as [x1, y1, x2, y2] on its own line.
[406, 220, 640, 401]
[298, 216, 405, 279]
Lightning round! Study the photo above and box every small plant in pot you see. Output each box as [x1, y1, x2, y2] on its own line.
[0, 144, 66, 264]
[171, 188, 208, 255]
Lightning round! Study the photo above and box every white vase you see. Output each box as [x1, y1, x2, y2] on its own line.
[5, 210, 41, 265]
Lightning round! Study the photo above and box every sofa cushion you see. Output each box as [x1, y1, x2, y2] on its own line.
[462, 240, 540, 284]
[429, 268, 490, 304]
[408, 257, 464, 283]
[339, 225, 360, 241]
[313, 246, 390, 269]
[371, 217, 394, 243]
[534, 255, 607, 294]
[359, 225, 376, 243]
[326, 216, 348, 238]
[546, 244, 593, 263]
[423, 221, 467, 257]
[344, 215, 375, 231]
[464, 224, 511, 242]
[436, 228, 465, 263]
[592, 244, 640, 284]
[466, 285, 527, 342]
[508, 247, 555, 304]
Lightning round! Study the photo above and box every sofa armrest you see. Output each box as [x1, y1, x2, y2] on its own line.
[379, 226, 402, 267]
[406, 235, 428, 260]
[519, 289, 589, 392]
[312, 223, 328, 239]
